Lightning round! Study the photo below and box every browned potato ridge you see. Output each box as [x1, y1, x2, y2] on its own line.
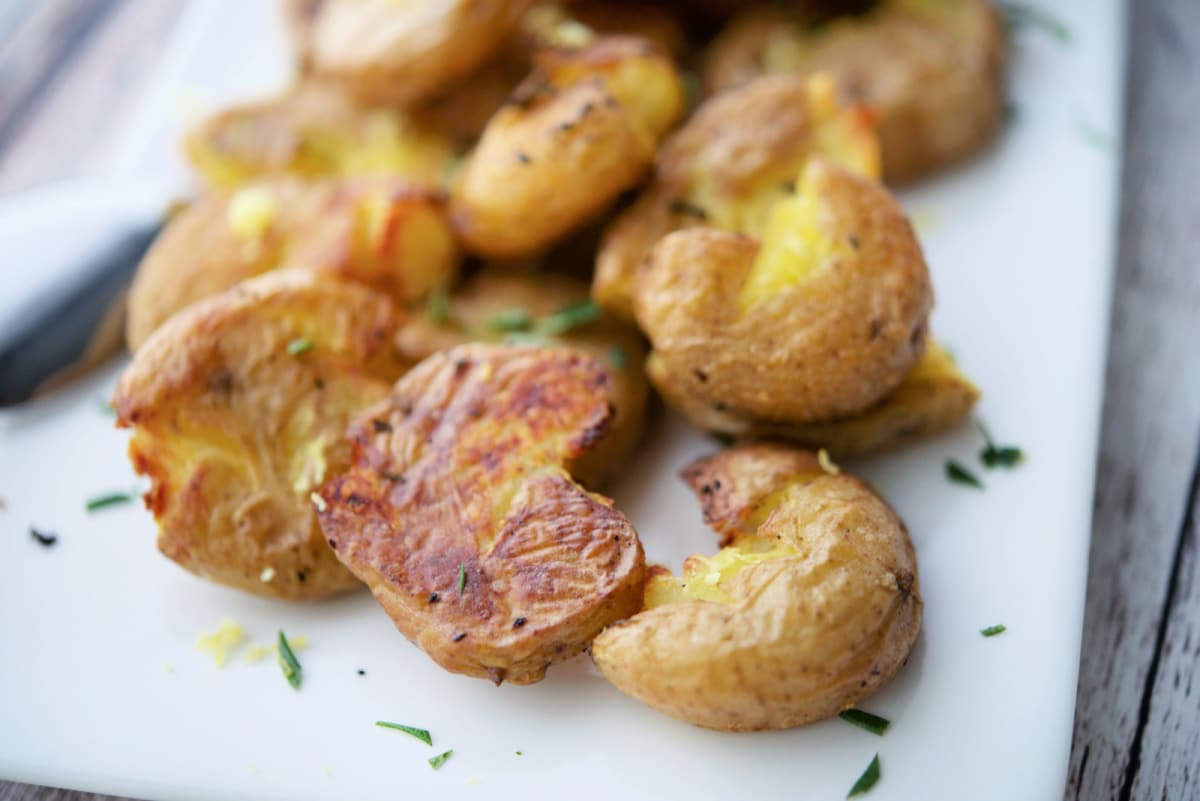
[395, 268, 647, 488]
[114, 270, 409, 600]
[592, 443, 921, 731]
[647, 340, 979, 456]
[702, 0, 1007, 183]
[593, 73, 880, 319]
[318, 344, 646, 684]
[635, 159, 932, 424]
[126, 177, 458, 351]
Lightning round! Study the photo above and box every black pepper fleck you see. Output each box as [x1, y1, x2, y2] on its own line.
[429, 592, 440, 603]
[30, 527, 57, 547]
[513, 617, 527, 628]
[452, 632, 467, 642]
[372, 419, 393, 433]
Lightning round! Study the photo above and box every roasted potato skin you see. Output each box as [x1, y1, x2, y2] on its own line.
[592, 443, 921, 731]
[318, 344, 645, 684]
[114, 271, 409, 600]
[126, 177, 458, 351]
[702, 0, 1007, 183]
[395, 268, 647, 488]
[647, 341, 979, 456]
[635, 159, 932, 424]
[593, 73, 880, 319]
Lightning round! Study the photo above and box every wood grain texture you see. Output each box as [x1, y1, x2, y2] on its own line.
[1064, 1, 1200, 799]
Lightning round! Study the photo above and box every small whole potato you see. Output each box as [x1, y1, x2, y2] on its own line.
[634, 158, 932, 424]
[318, 344, 646, 684]
[592, 443, 922, 731]
[113, 270, 410, 601]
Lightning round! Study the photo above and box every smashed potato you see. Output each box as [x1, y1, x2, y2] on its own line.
[126, 177, 458, 351]
[185, 82, 458, 189]
[594, 73, 879, 319]
[648, 340, 979, 455]
[450, 34, 686, 260]
[290, 0, 534, 105]
[114, 270, 409, 600]
[592, 443, 921, 731]
[318, 344, 645, 684]
[395, 268, 647, 488]
[702, 0, 1007, 183]
[635, 158, 932, 424]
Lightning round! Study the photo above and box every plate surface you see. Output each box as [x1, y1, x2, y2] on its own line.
[0, 3, 1123, 800]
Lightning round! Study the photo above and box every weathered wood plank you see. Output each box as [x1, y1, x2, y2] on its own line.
[1064, 0, 1200, 799]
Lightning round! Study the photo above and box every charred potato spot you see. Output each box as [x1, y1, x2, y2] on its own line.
[592, 443, 921, 731]
[634, 159, 933, 424]
[592, 73, 879, 320]
[185, 82, 459, 189]
[126, 177, 458, 350]
[395, 268, 647, 488]
[449, 35, 685, 260]
[647, 341, 980, 456]
[702, 0, 1007, 183]
[114, 270, 409, 601]
[318, 344, 645, 684]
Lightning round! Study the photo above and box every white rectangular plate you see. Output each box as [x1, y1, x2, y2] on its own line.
[0, 2, 1123, 799]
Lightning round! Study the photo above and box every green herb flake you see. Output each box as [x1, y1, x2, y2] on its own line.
[1002, 3, 1070, 43]
[838, 709, 890, 736]
[85, 492, 134, 512]
[538, 300, 601, 336]
[426, 287, 450, 324]
[981, 624, 1007, 638]
[515, 750, 523, 756]
[277, 630, 302, 689]
[978, 422, 1024, 469]
[457, 562, 467, 595]
[945, 460, 984, 490]
[504, 331, 551, 348]
[375, 721, 433, 746]
[847, 754, 881, 798]
[428, 749, 454, 770]
[287, 337, 314, 356]
[488, 308, 534, 333]
[607, 346, 629, 370]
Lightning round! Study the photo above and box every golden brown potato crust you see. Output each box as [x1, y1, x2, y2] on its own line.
[318, 344, 646, 684]
[114, 271, 409, 600]
[593, 73, 879, 319]
[634, 159, 932, 424]
[647, 341, 978, 456]
[126, 176, 458, 351]
[702, 0, 1007, 183]
[293, 0, 534, 105]
[395, 268, 647, 488]
[592, 443, 922, 731]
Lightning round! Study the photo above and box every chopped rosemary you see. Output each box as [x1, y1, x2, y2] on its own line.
[428, 750, 454, 770]
[426, 287, 450, 324]
[981, 624, 1008, 637]
[1002, 3, 1070, 43]
[488, 308, 534, 333]
[287, 337, 314, 356]
[847, 754, 881, 798]
[978, 422, 1024, 469]
[538, 300, 601, 336]
[838, 709, 890, 736]
[458, 562, 467, 595]
[85, 492, 134, 512]
[607, 346, 629, 370]
[945, 460, 984, 490]
[277, 630, 302, 689]
[375, 721, 432, 746]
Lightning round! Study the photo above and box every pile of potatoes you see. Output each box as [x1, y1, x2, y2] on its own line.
[115, 0, 1005, 731]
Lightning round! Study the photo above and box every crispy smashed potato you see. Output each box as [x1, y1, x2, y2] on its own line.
[126, 177, 458, 351]
[114, 271, 409, 600]
[450, 34, 686, 260]
[702, 0, 1007, 183]
[185, 82, 458, 189]
[318, 344, 645, 684]
[635, 159, 932, 424]
[592, 443, 921, 731]
[289, 0, 534, 105]
[648, 341, 979, 455]
[594, 73, 879, 319]
[395, 267, 646, 488]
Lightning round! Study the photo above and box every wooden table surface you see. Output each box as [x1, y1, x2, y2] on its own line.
[2, 2, 1197, 800]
